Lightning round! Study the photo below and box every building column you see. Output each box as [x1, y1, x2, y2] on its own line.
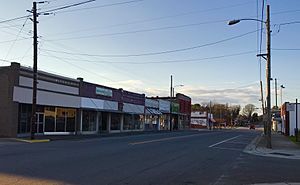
[157, 116, 160, 131]
[120, 114, 124, 132]
[80, 110, 83, 134]
[108, 112, 111, 133]
[96, 112, 99, 133]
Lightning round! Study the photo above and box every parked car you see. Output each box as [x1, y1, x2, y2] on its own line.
[249, 124, 255, 129]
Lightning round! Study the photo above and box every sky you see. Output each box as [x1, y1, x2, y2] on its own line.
[0, 0, 300, 111]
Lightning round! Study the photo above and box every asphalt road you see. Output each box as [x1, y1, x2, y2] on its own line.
[0, 130, 300, 185]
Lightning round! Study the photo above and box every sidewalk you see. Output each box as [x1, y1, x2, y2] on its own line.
[244, 132, 300, 160]
[2, 130, 193, 143]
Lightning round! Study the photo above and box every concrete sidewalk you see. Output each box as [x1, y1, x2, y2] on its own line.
[244, 132, 300, 160]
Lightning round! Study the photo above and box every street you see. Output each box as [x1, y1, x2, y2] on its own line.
[0, 130, 300, 185]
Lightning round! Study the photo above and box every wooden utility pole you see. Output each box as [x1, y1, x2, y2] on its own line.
[30, 1, 38, 140]
[275, 78, 278, 108]
[266, 5, 272, 149]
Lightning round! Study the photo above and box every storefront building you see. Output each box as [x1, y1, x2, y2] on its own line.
[122, 90, 145, 132]
[145, 98, 161, 131]
[176, 93, 191, 129]
[0, 63, 146, 137]
[158, 99, 171, 130]
[0, 62, 81, 137]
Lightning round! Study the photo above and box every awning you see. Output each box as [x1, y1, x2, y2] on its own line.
[146, 108, 162, 115]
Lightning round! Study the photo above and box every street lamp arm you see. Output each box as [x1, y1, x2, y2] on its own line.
[228, 18, 266, 25]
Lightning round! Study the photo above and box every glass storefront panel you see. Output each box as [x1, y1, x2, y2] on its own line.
[66, 109, 76, 132]
[18, 104, 31, 134]
[56, 108, 66, 132]
[100, 112, 108, 132]
[18, 104, 76, 134]
[82, 110, 97, 132]
[123, 114, 143, 130]
[44, 107, 55, 132]
[111, 113, 121, 130]
[145, 115, 157, 130]
[160, 114, 169, 130]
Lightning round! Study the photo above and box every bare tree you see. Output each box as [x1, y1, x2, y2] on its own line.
[242, 104, 256, 121]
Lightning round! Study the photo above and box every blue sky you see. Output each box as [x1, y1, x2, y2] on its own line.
[1, 0, 300, 110]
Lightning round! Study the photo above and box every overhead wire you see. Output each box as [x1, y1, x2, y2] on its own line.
[40, 50, 259, 65]
[44, 19, 229, 41]
[41, 28, 261, 58]
[42, 50, 116, 82]
[4, 17, 30, 61]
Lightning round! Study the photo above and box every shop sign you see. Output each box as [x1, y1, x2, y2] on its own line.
[96, 87, 112, 97]
[171, 102, 179, 113]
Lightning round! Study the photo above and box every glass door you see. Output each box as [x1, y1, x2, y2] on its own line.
[36, 112, 44, 134]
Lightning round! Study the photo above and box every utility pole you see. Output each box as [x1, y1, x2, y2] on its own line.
[275, 78, 278, 108]
[170, 75, 173, 131]
[296, 99, 298, 142]
[266, 5, 272, 149]
[170, 75, 173, 98]
[30, 1, 38, 140]
[28, 0, 95, 139]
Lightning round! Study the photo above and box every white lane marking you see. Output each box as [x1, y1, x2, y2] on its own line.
[209, 135, 241, 148]
[213, 146, 243, 152]
[129, 132, 214, 145]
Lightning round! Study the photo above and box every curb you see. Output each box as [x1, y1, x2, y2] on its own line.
[244, 134, 300, 160]
[13, 139, 50, 143]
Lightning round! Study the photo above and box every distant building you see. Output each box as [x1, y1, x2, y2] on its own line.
[281, 102, 300, 136]
[149, 93, 191, 130]
[191, 111, 215, 129]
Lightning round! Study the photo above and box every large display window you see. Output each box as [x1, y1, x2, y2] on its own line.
[82, 110, 97, 132]
[111, 113, 121, 130]
[124, 114, 144, 130]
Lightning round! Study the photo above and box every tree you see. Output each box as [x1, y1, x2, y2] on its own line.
[242, 104, 256, 121]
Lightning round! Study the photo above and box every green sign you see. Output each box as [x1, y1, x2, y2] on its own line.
[171, 102, 179, 113]
[96, 87, 112, 97]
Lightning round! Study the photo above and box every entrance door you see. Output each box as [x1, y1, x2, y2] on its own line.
[36, 113, 44, 134]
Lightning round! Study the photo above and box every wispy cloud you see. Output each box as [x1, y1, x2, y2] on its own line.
[109, 79, 261, 107]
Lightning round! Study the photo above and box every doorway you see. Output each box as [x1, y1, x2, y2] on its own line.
[35, 112, 44, 134]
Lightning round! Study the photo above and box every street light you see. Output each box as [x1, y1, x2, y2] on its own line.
[173, 84, 184, 97]
[280, 85, 285, 107]
[228, 5, 272, 148]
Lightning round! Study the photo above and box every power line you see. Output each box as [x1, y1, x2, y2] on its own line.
[52, 0, 145, 14]
[4, 17, 30, 61]
[272, 48, 300, 51]
[0, 37, 30, 44]
[41, 28, 260, 58]
[45, 0, 253, 36]
[44, 19, 229, 41]
[40, 50, 258, 65]
[39, 0, 96, 15]
[42, 50, 116, 82]
[0, 15, 30, 25]
[258, 0, 265, 81]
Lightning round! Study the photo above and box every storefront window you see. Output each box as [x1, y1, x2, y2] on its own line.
[111, 113, 121, 130]
[160, 114, 169, 130]
[18, 104, 31, 134]
[44, 107, 55, 132]
[82, 111, 97, 132]
[123, 114, 143, 130]
[145, 115, 157, 130]
[56, 108, 76, 132]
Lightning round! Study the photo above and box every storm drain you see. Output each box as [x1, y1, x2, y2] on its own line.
[270, 152, 294, 156]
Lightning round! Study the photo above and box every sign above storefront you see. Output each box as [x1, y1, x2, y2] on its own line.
[96, 87, 112, 97]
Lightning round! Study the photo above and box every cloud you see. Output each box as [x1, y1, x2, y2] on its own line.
[107, 79, 262, 107]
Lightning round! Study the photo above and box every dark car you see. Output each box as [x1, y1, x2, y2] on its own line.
[249, 124, 255, 129]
